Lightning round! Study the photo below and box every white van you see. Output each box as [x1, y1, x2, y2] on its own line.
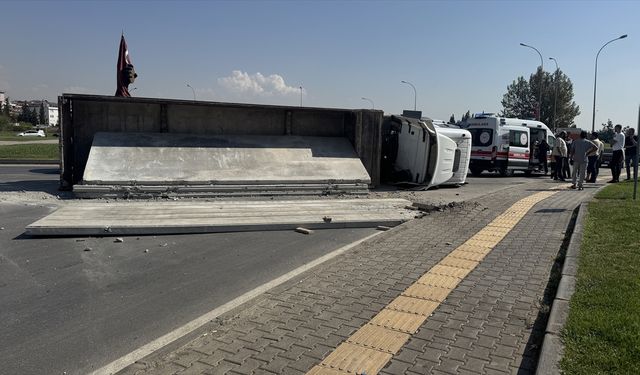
[466, 114, 555, 176]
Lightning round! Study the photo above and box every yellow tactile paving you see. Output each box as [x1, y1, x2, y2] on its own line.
[306, 366, 350, 375]
[307, 191, 558, 375]
[416, 273, 461, 289]
[428, 264, 471, 279]
[388, 295, 440, 316]
[402, 284, 451, 302]
[439, 256, 479, 270]
[346, 324, 411, 354]
[369, 308, 427, 334]
[448, 249, 487, 262]
[320, 342, 393, 374]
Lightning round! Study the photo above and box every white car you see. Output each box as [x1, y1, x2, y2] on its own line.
[17, 130, 46, 137]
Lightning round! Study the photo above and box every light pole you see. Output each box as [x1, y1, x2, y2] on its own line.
[549, 57, 558, 131]
[591, 34, 627, 132]
[400, 80, 416, 111]
[520, 43, 543, 121]
[298, 86, 303, 107]
[186, 84, 196, 101]
[361, 97, 374, 109]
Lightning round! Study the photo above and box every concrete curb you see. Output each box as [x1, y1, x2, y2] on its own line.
[535, 202, 587, 375]
[0, 159, 59, 165]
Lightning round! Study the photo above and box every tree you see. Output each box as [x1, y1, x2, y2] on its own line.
[448, 114, 456, 124]
[2, 98, 10, 118]
[39, 102, 46, 125]
[501, 67, 580, 130]
[18, 104, 38, 125]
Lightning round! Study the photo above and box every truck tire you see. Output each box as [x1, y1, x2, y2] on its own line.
[499, 168, 514, 177]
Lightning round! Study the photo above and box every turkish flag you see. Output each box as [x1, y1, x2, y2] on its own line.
[115, 34, 135, 97]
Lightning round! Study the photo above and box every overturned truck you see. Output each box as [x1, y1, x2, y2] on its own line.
[58, 94, 382, 198]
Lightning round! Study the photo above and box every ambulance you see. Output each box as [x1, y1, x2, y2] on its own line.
[466, 114, 555, 176]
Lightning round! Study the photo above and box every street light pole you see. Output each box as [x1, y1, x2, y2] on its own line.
[591, 34, 628, 133]
[361, 97, 374, 109]
[186, 84, 196, 101]
[519, 43, 543, 121]
[299, 86, 303, 107]
[549, 57, 558, 132]
[401, 80, 417, 111]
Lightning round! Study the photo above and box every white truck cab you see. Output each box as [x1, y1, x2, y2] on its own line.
[466, 114, 555, 176]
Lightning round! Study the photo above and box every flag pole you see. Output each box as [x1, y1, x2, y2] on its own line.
[634, 104, 639, 200]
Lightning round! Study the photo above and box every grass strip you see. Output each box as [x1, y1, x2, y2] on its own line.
[561, 181, 640, 374]
[0, 143, 59, 160]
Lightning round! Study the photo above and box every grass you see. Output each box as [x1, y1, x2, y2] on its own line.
[0, 143, 59, 160]
[561, 180, 640, 374]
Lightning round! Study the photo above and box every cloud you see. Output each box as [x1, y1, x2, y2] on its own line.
[218, 70, 300, 97]
[64, 86, 95, 94]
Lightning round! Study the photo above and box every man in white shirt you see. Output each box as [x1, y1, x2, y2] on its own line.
[609, 124, 625, 183]
[587, 131, 605, 183]
[552, 132, 568, 181]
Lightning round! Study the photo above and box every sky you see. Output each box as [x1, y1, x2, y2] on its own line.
[1, 0, 638, 130]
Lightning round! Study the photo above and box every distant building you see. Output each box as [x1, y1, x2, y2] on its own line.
[0, 91, 5, 109]
[25, 100, 58, 126]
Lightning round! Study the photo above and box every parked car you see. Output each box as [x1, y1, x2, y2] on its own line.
[17, 130, 46, 137]
[600, 150, 612, 166]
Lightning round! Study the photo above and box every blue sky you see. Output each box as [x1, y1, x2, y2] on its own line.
[1, 0, 638, 130]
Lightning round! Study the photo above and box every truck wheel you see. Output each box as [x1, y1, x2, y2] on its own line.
[523, 170, 532, 177]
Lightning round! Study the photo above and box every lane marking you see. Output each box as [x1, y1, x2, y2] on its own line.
[90, 231, 383, 375]
[307, 191, 557, 375]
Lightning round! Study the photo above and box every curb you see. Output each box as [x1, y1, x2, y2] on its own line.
[535, 202, 587, 375]
[0, 159, 59, 165]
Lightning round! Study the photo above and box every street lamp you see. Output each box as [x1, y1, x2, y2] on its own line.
[400, 80, 416, 111]
[361, 97, 374, 109]
[549, 57, 558, 131]
[299, 86, 303, 107]
[591, 34, 627, 132]
[186, 84, 196, 101]
[519, 43, 543, 121]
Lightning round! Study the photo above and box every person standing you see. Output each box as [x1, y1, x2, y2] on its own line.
[538, 138, 550, 175]
[587, 131, 604, 183]
[570, 131, 598, 190]
[609, 124, 625, 183]
[624, 128, 638, 180]
[552, 131, 567, 181]
[563, 138, 573, 179]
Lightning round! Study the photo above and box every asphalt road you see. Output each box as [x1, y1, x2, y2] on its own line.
[0, 165, 378, 375]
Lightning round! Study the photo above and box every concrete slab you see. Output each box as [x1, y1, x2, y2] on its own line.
[82, 132, 371, 186]
[25, 198, 414, 236]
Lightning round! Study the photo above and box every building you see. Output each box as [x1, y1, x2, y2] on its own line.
[25, 100, 58, 126]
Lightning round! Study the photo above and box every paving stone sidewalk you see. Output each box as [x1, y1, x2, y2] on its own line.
[119, 180, 595, 375]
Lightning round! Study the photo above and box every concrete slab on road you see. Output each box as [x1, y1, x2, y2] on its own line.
[82, 132, 371, 186]
[25, 198, 415, 236]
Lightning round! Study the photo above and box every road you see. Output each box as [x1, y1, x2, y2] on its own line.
[0, 165, 596, 375]
[0, 165, 378, 375]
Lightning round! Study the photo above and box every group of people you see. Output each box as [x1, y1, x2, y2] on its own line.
[548, 126, 638, 190]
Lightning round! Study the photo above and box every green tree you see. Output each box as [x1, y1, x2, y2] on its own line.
[39, 102, 46, 125]
[502, 67, 580, 130]
[2, 98, 10, 118]
[18, 104, 38, 125]
[448, 114, 455, 124]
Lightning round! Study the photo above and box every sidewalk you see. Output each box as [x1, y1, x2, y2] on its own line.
[116, 178, 597, 375]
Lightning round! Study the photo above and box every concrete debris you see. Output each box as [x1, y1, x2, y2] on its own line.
[83, 247, 92, 252]
[322, 216, 332, 223]
[295, 227, 313, 235]
[144, 249, 149, 253]
[115, 238, 124, 243]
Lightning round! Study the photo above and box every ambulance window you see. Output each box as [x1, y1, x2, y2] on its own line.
[548, 136, 556, 148]
[509, 130, 528, 147]
[469, 128, 493, 146]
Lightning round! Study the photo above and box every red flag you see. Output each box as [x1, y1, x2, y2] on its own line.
[115, 34, 136, 97]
